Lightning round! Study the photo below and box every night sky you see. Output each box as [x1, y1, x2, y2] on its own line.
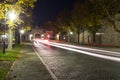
[33, 0, 76, 26]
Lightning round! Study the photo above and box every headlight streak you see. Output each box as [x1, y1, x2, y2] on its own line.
[50, 42, 120, 54]
[33, 41, 41, 47]
[37, 40, 120, 62]
[49, 42, 120, 57]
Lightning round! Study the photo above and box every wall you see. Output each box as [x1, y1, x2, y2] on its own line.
[102, 25, 120, 46]
[73, 30, 92, 44]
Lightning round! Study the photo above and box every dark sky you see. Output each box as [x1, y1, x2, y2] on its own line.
[33, 0, 76, 26]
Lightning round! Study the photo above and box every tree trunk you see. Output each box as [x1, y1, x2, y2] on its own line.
[7, 27, 13, 50]
[113, 21, 120, 33]
[67, 32, 70, 42]
[77, 29, 80, 44]
[106, 10, 120, 33]
[92, 32, 96, 43]
[82, 29, 84, 44]
[15, 28, 20, 44]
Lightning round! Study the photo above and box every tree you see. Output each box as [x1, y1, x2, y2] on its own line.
[56, 9, 72, 42]
[71, 1, 88, 43]
[0, 0, 37, 50]
[43, 21, 58, 38]
[84, 0, 103, 43]
[14, 0, 36, 44]
[88, 0, 120, 32]
[83, 0, 120, 43]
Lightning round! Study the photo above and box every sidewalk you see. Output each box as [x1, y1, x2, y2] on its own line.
[6, 43, 53, 80]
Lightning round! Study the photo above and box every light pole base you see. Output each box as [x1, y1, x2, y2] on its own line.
[3, 42, 5, 54]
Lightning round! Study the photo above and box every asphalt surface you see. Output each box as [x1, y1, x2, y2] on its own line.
[5, 42, 120, 80]
[6, 43, 53, 80]
[34, 42, 120, 80]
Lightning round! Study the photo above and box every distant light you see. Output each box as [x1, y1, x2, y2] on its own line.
[56, 34, 59, 38]
[63, 36, 66, 39]
[56, 34, 59, 40]
[30, 34, 32, 37]
[41, 34, 44, 37]
[20, 30, 24, 34]
[96, 33, 104, 35]
[70, 32, 73, 35]
[1, 35, 7, 38]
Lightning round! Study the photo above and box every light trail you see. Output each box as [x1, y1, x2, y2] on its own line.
[48, 42, 120, 57]
[34, 40, 120, 62]
[49, 42, 120, 55]
[49, 44, 120, 62]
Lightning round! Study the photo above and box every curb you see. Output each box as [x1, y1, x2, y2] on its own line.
[32, 46, 58, 80]
[5, 50, 24, 80]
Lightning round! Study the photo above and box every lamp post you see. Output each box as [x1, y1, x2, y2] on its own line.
[70, 31, 73, 42]
[2, 11, 6, 54]
[7, 11, 16, 50]
[20, 29, 24, 43]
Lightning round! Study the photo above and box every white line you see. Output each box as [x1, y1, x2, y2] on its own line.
[32, 46, 58, 80]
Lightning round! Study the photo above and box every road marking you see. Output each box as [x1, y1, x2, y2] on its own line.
[32, 46, 58, 80]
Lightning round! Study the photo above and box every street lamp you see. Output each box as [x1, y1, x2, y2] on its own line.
[2, 11, 7, 54]
[3, 11, 16, 54]
[9, 11, 16, 21]
[70, 31, 73, 35]
[20, 30, 24, 34]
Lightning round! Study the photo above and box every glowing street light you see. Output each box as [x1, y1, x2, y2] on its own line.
[20, 30, 24, 34]
[41, 34, 44, 37]
[70, 31, 73, 35]
[9, 11, 16, 21]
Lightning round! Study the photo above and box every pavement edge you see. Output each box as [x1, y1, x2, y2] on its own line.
[32, 46, 58, 80]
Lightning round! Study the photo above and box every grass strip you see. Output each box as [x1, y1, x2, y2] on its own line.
[0, 44, 24, 80]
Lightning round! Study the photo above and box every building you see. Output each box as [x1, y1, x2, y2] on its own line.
[56, 14, 120, 46]
[25, 26, 53, 41]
